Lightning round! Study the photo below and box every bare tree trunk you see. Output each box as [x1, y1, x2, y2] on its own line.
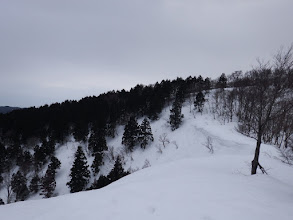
[3, 172, 12, 204]
[251, 131, 262, 175]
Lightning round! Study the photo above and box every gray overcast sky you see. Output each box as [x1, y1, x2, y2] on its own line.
[1, 0, 292, 107]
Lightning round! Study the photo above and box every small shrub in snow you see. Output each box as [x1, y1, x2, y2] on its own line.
[172, 141, 179, 149]
[277, 148, 293, 165]
[204, 136, 214, 154]
[159, 133, 170, 148]
[156, 145, 163, 154]
[142, 159, 151, 169]
[127, 167, 139, 173]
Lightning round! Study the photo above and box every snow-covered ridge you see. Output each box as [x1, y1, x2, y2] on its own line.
[1, 93, 293, 219]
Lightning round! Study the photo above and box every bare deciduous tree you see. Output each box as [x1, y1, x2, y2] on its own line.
[203, 136, 214, 154]
[142, 159, 151, 169]
[158, 133, 170, 148]
[3, 172, 13, 204]
[277, 147, 293, 165]
[236, 45, 293, 175]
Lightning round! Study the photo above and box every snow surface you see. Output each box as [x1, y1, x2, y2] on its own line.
[1, 96, 293, 219]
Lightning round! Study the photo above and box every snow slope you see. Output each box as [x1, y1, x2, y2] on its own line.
[1, 96, 293, 219]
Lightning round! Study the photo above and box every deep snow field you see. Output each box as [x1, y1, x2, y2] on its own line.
[1, 95, 293, 220]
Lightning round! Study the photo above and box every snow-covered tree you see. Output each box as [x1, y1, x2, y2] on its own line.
[169, 93, 184, 131]
[122, 116, 140, 151]
[194, 91, 205, 113]
[40, 156, 61, 198]
[107, 156, 129, 182]
[139, 118, 154, 149]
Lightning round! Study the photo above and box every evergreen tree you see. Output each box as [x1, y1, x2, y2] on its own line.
[146, 98, 160, 120]
[88, 128, 107, 155]
[217, 73, 227, 88]
[203, 77, 211, 90]
[18, 150, 33, 175]
[169, 93, 184, 131]
[194, 91, 205, 113]
[91, 152, 103, 175]
[40, 168, 56, 198]
[33, 145, 47, 171]
[29, 174, 40, 194]
[0, 142, 6, 183]
[105, 122, 116, 138]
[107, 156, 129, 182]
[11, 171, 29, 201]
[6, 144, 22, 169]
[73, 121, 89, 143]
[139, 118, 154, 149]
[48, 156, 61, 171]
[96, 175, 110, 188]
[122, 116, 139, 152]
[42, 139, 55, 158]
[67, 146, 90, 193]
[90, 175, 110, 189]
[40, 156, 61, 198]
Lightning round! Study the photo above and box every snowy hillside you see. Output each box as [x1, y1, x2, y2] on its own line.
[1, 93, 293, 219]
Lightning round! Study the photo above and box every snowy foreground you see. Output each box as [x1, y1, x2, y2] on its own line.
[1, 102, 293, 219]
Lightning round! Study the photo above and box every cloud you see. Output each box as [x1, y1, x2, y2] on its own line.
[0, 0, 292, 107]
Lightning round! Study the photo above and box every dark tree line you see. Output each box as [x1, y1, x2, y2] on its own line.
[0, 74, 212, 203]
[0, 76, 211, 147]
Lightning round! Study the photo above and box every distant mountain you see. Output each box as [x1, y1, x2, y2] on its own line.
[0, 106, 20, 114]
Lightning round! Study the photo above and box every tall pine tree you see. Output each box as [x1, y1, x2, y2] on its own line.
[11, 171, 29, 201]
[29, 173, 40, 194]
[107, 156, 129, 182]
[67, 146, 90, 193]
[122, 116, 139, 152]
[88, 128, 108, 155]
[40, 168, 56, 198]
[139, 118, 154, 149]
[194, 91, 205, 113]
[89, 127, 107, 175]
[40, 156, 61, 198]
[91, 152, 103, 175]
[169, 92, 184, 131]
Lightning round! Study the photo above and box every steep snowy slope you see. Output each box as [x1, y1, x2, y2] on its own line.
[1, 95, 293, 219]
